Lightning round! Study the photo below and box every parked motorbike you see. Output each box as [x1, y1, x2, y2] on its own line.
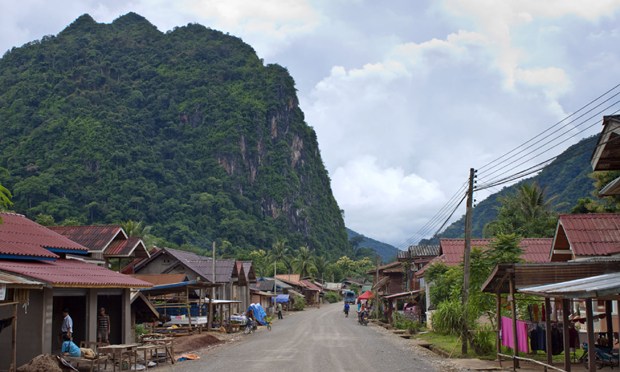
[358, 311, 369, 326]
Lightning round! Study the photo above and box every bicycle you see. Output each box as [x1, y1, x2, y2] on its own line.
[265, 316, 272, 331]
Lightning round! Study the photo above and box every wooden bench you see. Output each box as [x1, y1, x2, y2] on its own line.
[60, 341, 109, 372]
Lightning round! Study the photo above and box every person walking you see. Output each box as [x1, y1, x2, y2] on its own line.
[277, 302, 283, 320]
[344, 302, 350, 318]
[61, 308, 73, 341]
[97, 307, 110, 343]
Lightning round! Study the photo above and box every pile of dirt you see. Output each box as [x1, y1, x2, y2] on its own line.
[17, 354, 64, 372]
[174, 333, 225, 353]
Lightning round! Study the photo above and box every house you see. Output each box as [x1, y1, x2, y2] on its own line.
[368, 261, 407, 296]
[275, 274, 322, 305]
[49, 225, 150, 268]
[549, 213, 620, 262]
[0, 213, 151, 370]
[398, 245, 440, 291]
[417, 238, 553, 311]
[132, 247, 251, 313]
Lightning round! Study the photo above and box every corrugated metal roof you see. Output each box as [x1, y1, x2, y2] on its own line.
[106, 237, 150, 258]
[556, 214, 620, 257]
[591, 115, 620, 171]
[439, 238, 552, 265]
[383, 289, 423, 300]
[50, 225, 125, 251]
[133, 273, 188, 285]
[0, 213, 88, 259]
[0, 271, 44, 288]
[0, 259, 152, 288]
[519, 272, 620, 299]
[408, 245, 440, 257]
[276, 274, 301, 285]
[162, 248, 236, 283]
[299, 279, 321, 291]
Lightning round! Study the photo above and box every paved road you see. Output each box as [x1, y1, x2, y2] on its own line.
[172, 302, 445, 372]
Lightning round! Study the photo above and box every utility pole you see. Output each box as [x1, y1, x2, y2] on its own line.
[461, 168, 476, 354]
[208, 241, 216, 331]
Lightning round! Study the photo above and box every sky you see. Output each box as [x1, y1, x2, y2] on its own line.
[2, 0, 620, 248]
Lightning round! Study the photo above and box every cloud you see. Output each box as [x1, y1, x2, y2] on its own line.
[332, 156, 444, 245]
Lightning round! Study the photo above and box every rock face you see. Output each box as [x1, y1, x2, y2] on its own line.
[0, 13, 348, 254]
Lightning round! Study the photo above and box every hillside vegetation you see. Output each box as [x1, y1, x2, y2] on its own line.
[0, 13, 348, 257]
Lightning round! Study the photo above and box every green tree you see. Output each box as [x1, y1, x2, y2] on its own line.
[248, 249, 269, 277]
[292, 245, 316, 278]
[483, 183, 557, 238]
[0, 183, 12, 211]
[269, 239, 290, 276]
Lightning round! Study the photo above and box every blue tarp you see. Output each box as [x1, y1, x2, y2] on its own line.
[248, 303, 267, 325]
[274, 294, 289, 303]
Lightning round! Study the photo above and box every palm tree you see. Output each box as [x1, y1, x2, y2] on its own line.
[120, 220, 153, 247]
[292, 245, 317, 278]
[0, 183, 12, 211]
[270, 239, 289, 277]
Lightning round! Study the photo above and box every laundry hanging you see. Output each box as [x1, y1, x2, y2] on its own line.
[501, 316, 529, 353]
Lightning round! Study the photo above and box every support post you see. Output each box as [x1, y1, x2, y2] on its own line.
[496, 292, 502, 367]
[545, 298, 552, 369]
[606, 300, 613, 348]
[562, 299, 571, 372]
[509, 274, 519, 370]
[461, 167, 476, 355]
[208, 241, 216, 331]
[586, 299, 596, 372]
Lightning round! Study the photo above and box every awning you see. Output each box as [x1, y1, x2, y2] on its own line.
[0, 271, 45, 289]
[519, 272, 620, 299]
[358, 290, 374, 300]
[275, 294, 289, 303]
[383, 289, 423, 300]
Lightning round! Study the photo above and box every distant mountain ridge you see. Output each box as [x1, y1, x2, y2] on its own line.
[0, 13, 349, 257]
[438, 135, 598, 240]
[347, 228, 399, 262]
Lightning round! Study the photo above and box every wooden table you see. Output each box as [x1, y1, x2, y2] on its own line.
[141, 337, 175, 364]
[98, 343, 139, 372]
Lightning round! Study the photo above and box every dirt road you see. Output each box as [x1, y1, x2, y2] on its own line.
[172, 302, 449, 371]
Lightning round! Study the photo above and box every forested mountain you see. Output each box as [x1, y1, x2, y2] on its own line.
[0, 13, 348, 257]
[439, 135, 598, 239]
[346, 228, 399, 263]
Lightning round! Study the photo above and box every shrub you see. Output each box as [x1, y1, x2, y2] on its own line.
[292, 296, 306, 311]
[393, 312, 424, 334]
[470, 324, 495, 355]
[432, 299, 465, 335]
[324, 292, 340, 303]
[134, 323, 148, 342]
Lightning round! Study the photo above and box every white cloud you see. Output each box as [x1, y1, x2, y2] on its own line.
[332, 156, 444, 245]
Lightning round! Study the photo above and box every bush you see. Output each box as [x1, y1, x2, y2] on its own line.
[470, 324, 495, 355]
[432, 300, 465, 335]
[393, 312, 424, 334]
[324, 292, 340, 303]
[134, 323, 148, 342]
[292, 296, 306, 311]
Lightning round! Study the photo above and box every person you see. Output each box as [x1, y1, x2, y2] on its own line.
[61, 339, 96, 359]
[277, 302, 283, 320]
[344, 302, 350, 317]
[61, 308, 73, 341]
[97, 307, 110, 343]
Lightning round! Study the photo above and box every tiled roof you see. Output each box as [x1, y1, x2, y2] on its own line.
[299, 279, 321, 291]
[132, 273, 187, 285]
[439, 238, 553, 265]
[49, 225, 125, 251]
[0, 259, 152, 288]
[556, 213, 620, 256]
[0, 213, 88, 259]
[408, 245, 441, 257]
[106, 237, 150, 258]
[162, 247, 237, 283]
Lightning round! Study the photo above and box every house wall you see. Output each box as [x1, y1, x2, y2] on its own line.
[387, 274, 404, 294]
[0, 289, 45, 371]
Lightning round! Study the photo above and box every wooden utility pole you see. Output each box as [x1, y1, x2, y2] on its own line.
[461, 168, 476, 354]
[208, 241, 216, 331]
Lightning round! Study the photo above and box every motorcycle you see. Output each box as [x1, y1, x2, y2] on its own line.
[358, 310, 368, 326]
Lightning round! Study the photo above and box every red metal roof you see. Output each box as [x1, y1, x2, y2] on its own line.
[49, 225, 125, 251]
[0, 213, 88, 259]
[106, 237, 149, 258]
[556, 213, 620, 257]
[439, 238, 552, 265]
[0, 259, 152, 288]
[132, 273, 188, 285]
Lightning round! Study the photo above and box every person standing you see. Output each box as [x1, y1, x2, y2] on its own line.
[277, 302, 283, 320]
[97, 307, 110, 343]
[61, 308, 73, 341]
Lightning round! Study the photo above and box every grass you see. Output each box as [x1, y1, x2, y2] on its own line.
[415, 331, 579, 364]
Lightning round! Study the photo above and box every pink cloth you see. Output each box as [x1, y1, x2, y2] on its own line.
[501, 316, 529, 353]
